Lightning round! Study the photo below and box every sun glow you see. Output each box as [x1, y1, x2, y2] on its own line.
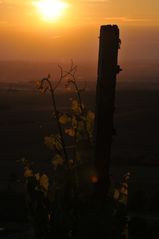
[32, 0, 69, 22]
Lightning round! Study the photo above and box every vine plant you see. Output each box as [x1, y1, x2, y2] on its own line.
[20, 62, 129, 239]
[36, 62, 95, 169]
[20, 62, 95, 238]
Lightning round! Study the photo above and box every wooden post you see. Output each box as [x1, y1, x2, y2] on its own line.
[94, 25, 121, 196]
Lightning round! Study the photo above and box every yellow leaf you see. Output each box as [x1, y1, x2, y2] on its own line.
[40, 85, 48, 95]
[59, 114, 71, 124]
[44, 135, 62, 151]
[113, 189, 120, 200]
[35, 173, 40, 181]
[52, 154, 64, 169]
[35, 80, 41, 89]
[72, 116, 77, 129]
[65, 128, 75, 137]
[86, 111, 95, 139]
[44, 136, 55, 150]
[71, 100, 81, 113]
[40, 174, 49, 191]
[24, 167, 33, 177]
[87, 111, 95, 122]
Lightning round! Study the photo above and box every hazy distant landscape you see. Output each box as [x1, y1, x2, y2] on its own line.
[0, 60, 159, 181]
[0, 59, 159, 84]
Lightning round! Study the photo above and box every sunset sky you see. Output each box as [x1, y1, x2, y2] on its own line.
[0, 0, 159, 62]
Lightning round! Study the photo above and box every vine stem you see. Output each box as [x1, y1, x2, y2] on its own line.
[69, 77, 91, 143]
[41, 76, 69, 164]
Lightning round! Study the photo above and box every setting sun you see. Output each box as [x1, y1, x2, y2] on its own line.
[32, 0, 69, 22]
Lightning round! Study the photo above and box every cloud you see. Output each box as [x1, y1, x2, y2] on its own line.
[104, 17, 150, 23]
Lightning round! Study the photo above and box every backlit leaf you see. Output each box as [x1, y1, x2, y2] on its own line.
[52, 154, 64, 169]
[59, 114, 71, 124]
[65, 128, 75, 137]
[40, 174, 49, 191]
[71, 100, 81, 113]
[44, 135, 63, 151]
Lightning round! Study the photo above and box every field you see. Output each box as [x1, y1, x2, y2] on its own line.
[0, 80, 159, 238]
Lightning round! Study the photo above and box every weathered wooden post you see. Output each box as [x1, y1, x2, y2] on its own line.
[94, 25, 121, 196]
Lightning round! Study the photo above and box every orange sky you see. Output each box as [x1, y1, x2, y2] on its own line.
[0, 0, 159, 62]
